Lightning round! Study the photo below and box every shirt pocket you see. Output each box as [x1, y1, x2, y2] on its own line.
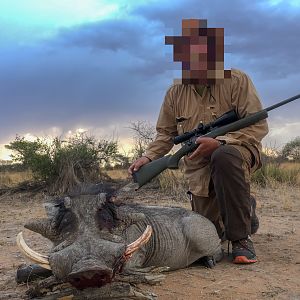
[205, 105, 220, 123]
[176, 115, 192, 135]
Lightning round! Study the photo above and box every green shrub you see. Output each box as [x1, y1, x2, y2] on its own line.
[281, 136, 300, 161]
[5, 134, 120, 194]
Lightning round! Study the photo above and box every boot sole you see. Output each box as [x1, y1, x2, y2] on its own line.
[233, 256, 257, 264]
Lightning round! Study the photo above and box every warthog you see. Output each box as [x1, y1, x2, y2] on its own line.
[17, 184, 222, 294]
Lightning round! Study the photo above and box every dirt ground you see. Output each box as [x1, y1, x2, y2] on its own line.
[0, 184, 299, 300]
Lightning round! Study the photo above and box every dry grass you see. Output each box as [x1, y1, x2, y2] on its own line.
[158, 169, 188, 201]
[0, 168, 129, 189]
[0, 170, 33, 188]
[105, 169, 129, 180]
[252, 162, 300, 186]
[252, 182, 299, 212]
[280, 162, 300, 170]
[1, 162, 299, 198]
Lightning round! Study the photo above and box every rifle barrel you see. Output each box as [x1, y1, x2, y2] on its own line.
[265, 94, 300, 112]
[133, 93, 300, 189]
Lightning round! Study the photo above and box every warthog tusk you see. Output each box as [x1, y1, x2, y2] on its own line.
[16, 232, 51, 270]
[125, 225, 153, 257]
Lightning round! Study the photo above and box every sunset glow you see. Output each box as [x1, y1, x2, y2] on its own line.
[0, 1, 299, 162]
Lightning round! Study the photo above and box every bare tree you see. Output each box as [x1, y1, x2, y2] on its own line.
[128, 121, 156, 160]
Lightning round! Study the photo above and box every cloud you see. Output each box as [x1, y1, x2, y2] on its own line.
[54, 17, 175, 78]
[0, 17, 172, 141]
[263, 117, 300, 149]
[133, 0, 300, 79]
[0, 0, 299, 157]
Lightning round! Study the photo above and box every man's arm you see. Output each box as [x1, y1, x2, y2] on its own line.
[215, 70, 269, 148]
[144, 87, 178, 161]
[128, 87, 177, 174]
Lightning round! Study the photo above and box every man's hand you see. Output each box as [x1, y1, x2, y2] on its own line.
[188, 137, 221, 160]
[128, 156, 151, 175]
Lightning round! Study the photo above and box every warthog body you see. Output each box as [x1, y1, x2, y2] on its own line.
[22, 186, 222, 290]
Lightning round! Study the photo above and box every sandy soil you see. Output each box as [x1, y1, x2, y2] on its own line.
[0, 184, 299, 300]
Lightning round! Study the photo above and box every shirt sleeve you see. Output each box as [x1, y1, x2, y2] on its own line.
[144, 87, 178, 161]
[215, 70, 269, 148]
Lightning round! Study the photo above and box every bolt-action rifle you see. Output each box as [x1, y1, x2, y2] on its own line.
[132, 94, 300, 189]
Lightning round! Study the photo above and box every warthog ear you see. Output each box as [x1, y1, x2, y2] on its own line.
[25, 198, 70, 240]
[63, 197, 72, 208]
[44, 198, 64, 219]
[97, 193, 107, 206]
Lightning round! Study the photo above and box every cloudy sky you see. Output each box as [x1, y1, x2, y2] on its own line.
[0, 0, 299, 160]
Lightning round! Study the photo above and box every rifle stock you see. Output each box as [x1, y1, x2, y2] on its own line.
[133, 93, 300, 189]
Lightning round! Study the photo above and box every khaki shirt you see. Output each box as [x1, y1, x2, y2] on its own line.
[145, 69, 269, 197]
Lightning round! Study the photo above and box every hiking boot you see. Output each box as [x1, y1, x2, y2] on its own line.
[232, 236, 257, 264]
[250, 195, 259, 235]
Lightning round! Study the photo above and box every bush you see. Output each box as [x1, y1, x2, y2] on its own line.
[5, 134, 121, 194]
[281, 136, 300, 161]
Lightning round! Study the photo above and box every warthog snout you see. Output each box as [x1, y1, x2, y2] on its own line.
[68, 262, 114, 289]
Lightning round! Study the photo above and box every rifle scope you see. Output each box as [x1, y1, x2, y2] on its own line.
[173, 109, 239, 145]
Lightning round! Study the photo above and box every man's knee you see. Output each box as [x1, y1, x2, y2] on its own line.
[210, 145, 243, 171]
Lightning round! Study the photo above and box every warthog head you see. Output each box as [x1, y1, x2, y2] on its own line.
[17, 186, 152, 289]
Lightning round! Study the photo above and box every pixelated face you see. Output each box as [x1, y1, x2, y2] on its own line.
[165, 19, 231, 85]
